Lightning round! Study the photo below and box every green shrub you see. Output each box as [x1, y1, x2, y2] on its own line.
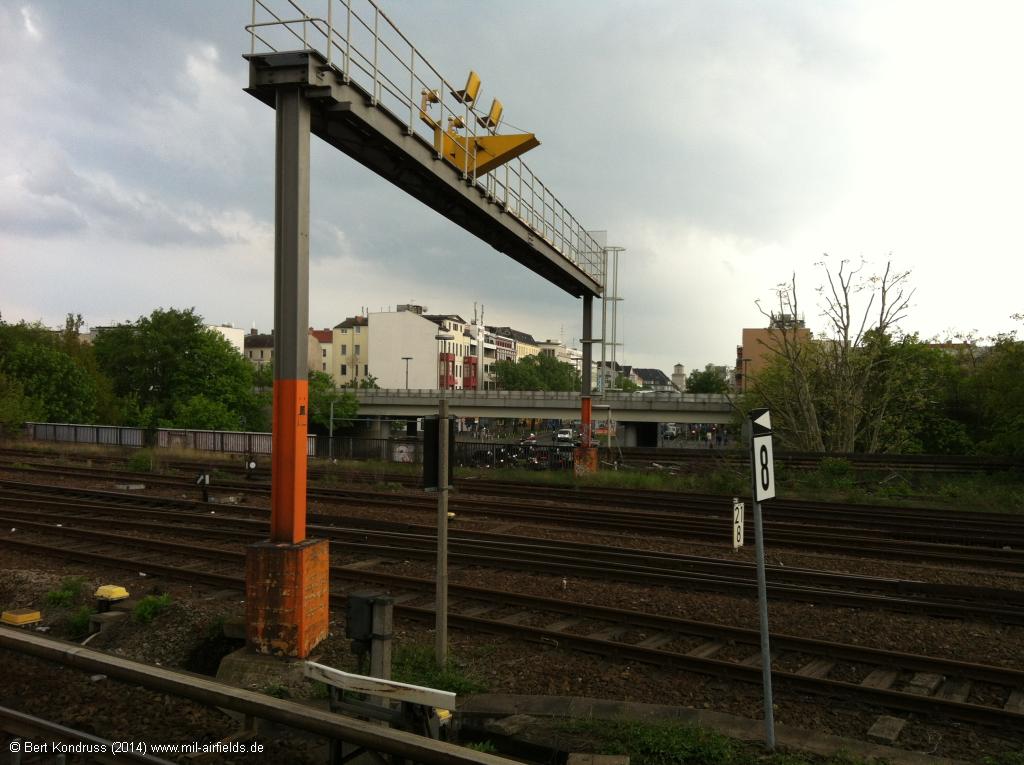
[132, 593, 172, 623]
[44, 576, 87, 607]
[127, 449, 155, 473]
[464, 741, 498, 753]
[66, 605, 94, 639]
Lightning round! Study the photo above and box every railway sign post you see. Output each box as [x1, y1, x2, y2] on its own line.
[732, 498, 744, 549]
[748, 408, 776, 750]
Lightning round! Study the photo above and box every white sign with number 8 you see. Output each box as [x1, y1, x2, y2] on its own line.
[752, 434, 775, 501]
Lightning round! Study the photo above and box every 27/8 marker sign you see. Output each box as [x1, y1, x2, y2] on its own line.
[752, 434, 775, 501]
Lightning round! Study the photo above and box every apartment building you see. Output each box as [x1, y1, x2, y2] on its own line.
[334, 316, 370, 386]
[243, 328, 320, 373]
[370, 308, 470, 389]
[734, 313, 812, 392]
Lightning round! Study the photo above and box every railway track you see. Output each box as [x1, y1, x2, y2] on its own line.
[2, 481, 1024, 623]
[1, 518, 1022, 730]
[3, 462, 1024, 573]
[5, 442, 1023, 475]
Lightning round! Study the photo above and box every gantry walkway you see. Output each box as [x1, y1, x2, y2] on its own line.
[245, 0, 604, 297]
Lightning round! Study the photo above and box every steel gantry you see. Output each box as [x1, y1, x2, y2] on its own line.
[244, 0, 617, 656]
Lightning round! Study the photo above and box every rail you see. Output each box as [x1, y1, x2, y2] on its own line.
[246, 0, 605, 287]
[0, 630, 516, 765]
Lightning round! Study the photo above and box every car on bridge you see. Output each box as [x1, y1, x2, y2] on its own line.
[554, 428, 575, 443]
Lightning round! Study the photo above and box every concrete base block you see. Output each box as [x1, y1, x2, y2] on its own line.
[89, 611, 126, 634]
[245, 538, 330, 658]
[866, 715, 906, 744]
[215, 646, 308, 695]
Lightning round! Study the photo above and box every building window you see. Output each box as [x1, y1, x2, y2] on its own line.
[259, 350, 264, 359]
[322, 363, 326, 371]
[341, 344, 347, 354]
[363, 364, 368, 376]
[341, 364, 348, 376]
[355, 326, 361, 334]
[355, 345, 361, 355]
[341, 329, 347, 334]
[322, 349, 327, 358]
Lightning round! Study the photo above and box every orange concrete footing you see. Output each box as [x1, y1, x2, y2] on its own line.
[573, 447, 598, 476]
[245, 538, 329, 658]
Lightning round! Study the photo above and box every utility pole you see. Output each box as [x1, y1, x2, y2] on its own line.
[435, 398, 450, 667]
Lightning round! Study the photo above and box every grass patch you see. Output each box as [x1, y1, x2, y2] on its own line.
[132, 593, 172, 623]
[391, 644, 486, 695]
[44, 576, 88, 607]
[462, 741, 498, 753]
[126, 449, 156, 473]
[263, 683, 290, 699]
[561, 720, 894, 765]
[456, 449, 1024, 514]
[983, 754, 1024, 765]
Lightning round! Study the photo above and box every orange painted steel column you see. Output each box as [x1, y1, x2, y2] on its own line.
[580, 293, 594, 445]
[269, 85, 312, 545]
[270, 378, 309, 543]
[580, 395, 593, 445]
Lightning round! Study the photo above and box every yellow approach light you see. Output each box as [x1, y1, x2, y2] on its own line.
[419, 72, 539, 176]
[477, 99, 503, 130]
[451, 70, 481, 105]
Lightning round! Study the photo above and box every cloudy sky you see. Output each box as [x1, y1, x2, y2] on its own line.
[3, 1, 1022, 376]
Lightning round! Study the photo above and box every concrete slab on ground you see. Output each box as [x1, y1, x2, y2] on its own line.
[458, 694, 970, 765]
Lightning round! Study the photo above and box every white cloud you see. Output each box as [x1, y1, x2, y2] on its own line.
[20, 6, 40, 40]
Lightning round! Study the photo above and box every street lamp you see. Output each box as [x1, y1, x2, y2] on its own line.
[434, 333, 454, 390]
[401, 356, 413, 390]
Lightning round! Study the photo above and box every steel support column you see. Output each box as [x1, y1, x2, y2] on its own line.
[580, 294, 593, 443]
[271, 86, 311, 544]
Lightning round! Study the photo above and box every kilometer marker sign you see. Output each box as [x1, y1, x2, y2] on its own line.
[749, 408, 775, 501]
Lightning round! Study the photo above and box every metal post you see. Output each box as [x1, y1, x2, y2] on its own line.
[581, 294, 593, 445]
[270, 86, 311, 545]
[610, 248, 619, 375]
[370, 595, 394, 708]
[344, 1, 351, 81]
[750, 492, 776, 748]
[402, 356, 412, 389]
[435, 398, 449, 667]
[326, 0, 334, 67]
[600, 247, 608, 394]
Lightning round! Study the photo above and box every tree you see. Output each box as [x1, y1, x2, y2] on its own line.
[686, 365, 730, 394]
[308, 371, 358, 432]
[747, 258, 922, 452]
[965, 331, 1024, 456]
[613, 375, 641, 392]
[0, 320, 99, 424]
[93, 308, 261, 430]
[492, 354, 580, 391]
[0, 372, 41, 435]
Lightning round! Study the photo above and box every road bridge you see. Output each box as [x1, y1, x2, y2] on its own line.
[353, 389, 734, 424]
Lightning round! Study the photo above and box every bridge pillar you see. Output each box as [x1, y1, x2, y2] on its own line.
[246, 85, 328, 659]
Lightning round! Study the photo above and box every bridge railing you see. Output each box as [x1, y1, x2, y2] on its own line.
[352, 389, 734, 405]
[246, 0, 605, 287]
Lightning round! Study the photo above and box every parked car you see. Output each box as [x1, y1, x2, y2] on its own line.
[554, 428, 575, 443]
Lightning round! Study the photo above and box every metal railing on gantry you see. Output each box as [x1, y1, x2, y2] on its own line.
[247, 0, 606, 289]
